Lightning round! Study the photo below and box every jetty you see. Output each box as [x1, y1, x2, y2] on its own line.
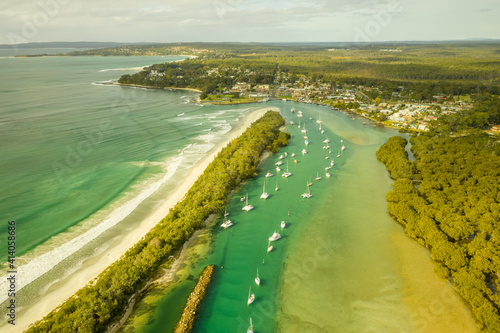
[174, 265, 215, 333]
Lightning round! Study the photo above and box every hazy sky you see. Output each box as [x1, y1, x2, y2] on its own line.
[1, 0, 498, 44]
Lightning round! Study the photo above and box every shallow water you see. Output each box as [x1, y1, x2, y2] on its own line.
[127, 102, 477, 333]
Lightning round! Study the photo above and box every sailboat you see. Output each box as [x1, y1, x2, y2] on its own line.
[267, 239, 273, 252]
[291, 107, 295, 113]
[260, 182, 269, 199]
[281, 161, 292, 178]
[224, 208, 229, 217]
[247, 317, 254, 333]
[281, 220, 286, 229]
[307, 178, 313, 187]
[301, 122, 307, 133]
[265, 171, 273, 177]
[247, 286, 255, 305]
[341, 144, 346, 151]
[298, 119, 301, 129]
[242, 194, 254, 211]
[220, 211, 233, 228]
[255, 269, 260, 286]
[275, 181, 279, 191]
[337, 149, 341, 158]
[301, 186, 313, 198]
[326, 172, 331, 178]
[269, 231, 281, 241]
[315, 171, 321, 181]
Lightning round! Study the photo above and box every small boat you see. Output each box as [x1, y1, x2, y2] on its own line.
[326, 172, 331, 178]
[301, 123, 308, 133]
[298, 120, 301, 128]
[325, 166, 332, 170]
[281, 161, 292, 178]
[337, 149, 341, 158]
[316, 115, 322, 124]
[255, 269, 261, 286]
[221, 217, 233, 229]
[341, 144, 346, 151]
[275, 181, 278, 191]
[248, 286, 255, 305]
[307, 179, 313, 187]
[303, 136, 308, 140]
[240, 196, 246, 202]
[276, 167, 281, 172]
[291, 153, 295, 157]
[284, 152, 288, 156]
[290, 121, 294, 125]
[323, 145, 330, 150]
[247, 317, 254, 333]
[291, 107, 295, 113]
[260, 182, 269, 199]
[269, 232, 281, 241]
[224, 208, 229, 217]
[281, 221, 286, 229]
[242, 194, 254, 211]
[294, 159, 297, 164]
[267, 239, 273, 252]
[330, 160, 334, 166]
[279, 154, 284, 159]
[301, 187, 312, 198]
[297, 110, 303, 118]
[321, 129, 325, 134]
[323, 138, 330, 144]
[305, 139, 309, 145]
[302, 148, 307, 155]
[275, 160, 283, 166]
[265, 171, 273, 178]
[315, 171, 321, 181]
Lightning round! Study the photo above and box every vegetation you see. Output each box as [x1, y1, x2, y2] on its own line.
[377, 133, 500, 332]
[26, 111, 288, 333]
[433, 94, 500, 134]
[110, 41, 500, 102]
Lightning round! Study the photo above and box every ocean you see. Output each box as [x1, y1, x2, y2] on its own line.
[0, 51, 478, 332]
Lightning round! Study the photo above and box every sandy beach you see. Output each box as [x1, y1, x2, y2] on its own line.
[7, 106, 278, 333]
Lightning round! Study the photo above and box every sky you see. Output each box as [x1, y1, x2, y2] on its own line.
[1, 0, 499, 44]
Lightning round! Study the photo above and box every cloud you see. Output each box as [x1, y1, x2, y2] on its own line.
[0, 0, 499, 44]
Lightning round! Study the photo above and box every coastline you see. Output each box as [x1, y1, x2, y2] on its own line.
[7, 106, 278, 333]
[113, 82, 202, 93]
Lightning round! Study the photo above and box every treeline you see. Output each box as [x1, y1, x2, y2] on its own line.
[435, 94, 500, 133]
[26, 111, 288, 333]
[377, 134, 500, 332]
[118, 57, 277, 98]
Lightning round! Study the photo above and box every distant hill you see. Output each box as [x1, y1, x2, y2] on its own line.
[0, 41, 153, 49]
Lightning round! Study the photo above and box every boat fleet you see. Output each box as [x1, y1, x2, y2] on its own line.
[218, 107, 346, 330]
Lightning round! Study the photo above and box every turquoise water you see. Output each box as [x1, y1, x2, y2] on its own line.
[0, 54, 262, 325]
[0, 52, 478, 332]
[133, 103, 478, 333]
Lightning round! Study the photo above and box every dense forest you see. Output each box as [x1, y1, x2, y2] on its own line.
[26, 111, 289, 333]
[113, 42, 500, 100]
[377, 133, 500, 332]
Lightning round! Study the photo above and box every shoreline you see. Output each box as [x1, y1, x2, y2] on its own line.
[6, 106, 278, 333]
[113, 82, 202, 93]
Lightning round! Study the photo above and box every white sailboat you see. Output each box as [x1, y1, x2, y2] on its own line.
[275, 181, 278, 191]
[326, 172, 331, 178]
[301, 186, 312, 198]
[224, 208, 229, 217]
[281, 220, 286, 229]
[260, 182, 269, 199]
[282, 161, 292, 178]
[247, 286, 255, 305]
[269, 231, 281, 241]
[220, 211, 233, 229]
[247, 318, 254, 333]
[265, 171, 273, 177]
[255, 269, 260, 286]
[267, 239, 273, 252]
[301, 122, 307, 133]
[341, 144, 346, 151]
[242, 194, 254, 211]
[315, 171, 321, 181]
